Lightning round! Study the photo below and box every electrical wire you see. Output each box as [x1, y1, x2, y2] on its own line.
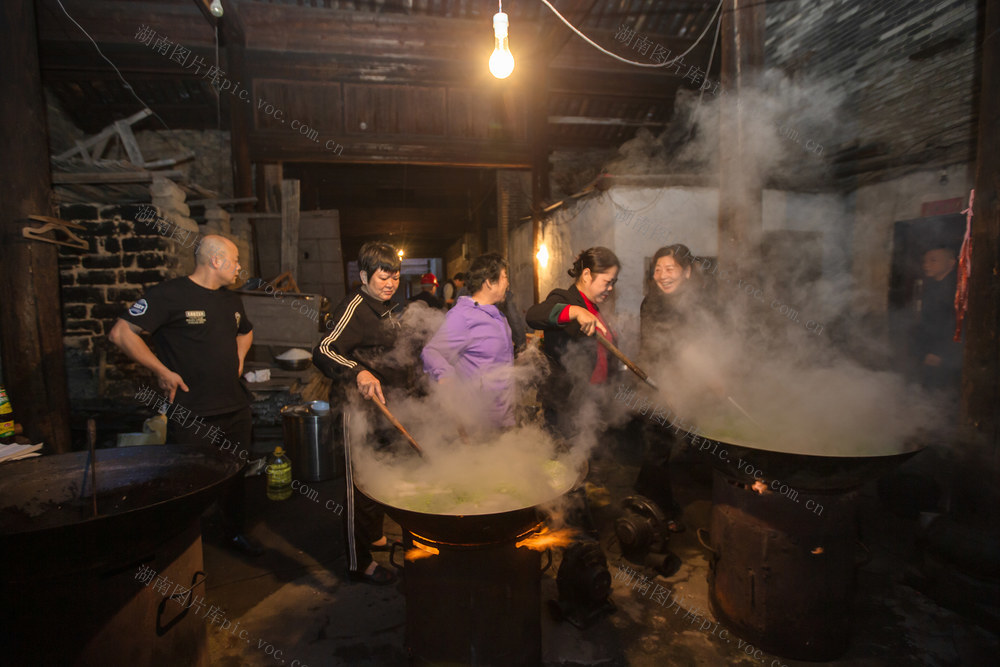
[52, 0, 195, 168]
[54, 0, 171, 133]
[696, 0, 724, 111]
[538, 0, 723, 69]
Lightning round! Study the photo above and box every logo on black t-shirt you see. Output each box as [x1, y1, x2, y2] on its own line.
[235, 312, 241, 328]
[185, 310, 207, 325]
[128, 299, 148, 316]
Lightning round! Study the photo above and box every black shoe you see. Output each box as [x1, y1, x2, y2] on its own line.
[228, 533, 265, 557]
[348, 564, 397, 586]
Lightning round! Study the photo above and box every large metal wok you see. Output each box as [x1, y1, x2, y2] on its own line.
[357, 461, 587, 544]
[688, 427, 926, 493]
[0, 444, 242, 580]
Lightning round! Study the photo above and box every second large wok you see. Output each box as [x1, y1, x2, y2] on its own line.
[688, 427, 926, 492]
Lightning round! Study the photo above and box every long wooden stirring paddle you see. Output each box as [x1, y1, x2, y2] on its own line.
[595, 333, 688, 428]
[595, 333, 659, 390]
[372, 399, 425, 457]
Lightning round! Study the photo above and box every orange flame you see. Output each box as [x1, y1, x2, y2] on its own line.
[516, 527, 577, 551]
[752, 480, 768, 494]
[811, 547, 824, 555]
[405, 540, 440, 561]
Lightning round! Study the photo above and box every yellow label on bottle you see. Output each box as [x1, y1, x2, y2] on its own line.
[267, 463, 292, 486]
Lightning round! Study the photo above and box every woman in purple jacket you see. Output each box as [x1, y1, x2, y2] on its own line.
[421, 253, 514, 430]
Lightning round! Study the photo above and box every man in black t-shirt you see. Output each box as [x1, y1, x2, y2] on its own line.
[109, 234, 262, 556]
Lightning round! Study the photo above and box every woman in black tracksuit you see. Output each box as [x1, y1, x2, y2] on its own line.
[313, 241, 407, 586]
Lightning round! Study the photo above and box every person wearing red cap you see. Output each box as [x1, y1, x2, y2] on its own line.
[408, 272, 445, 310]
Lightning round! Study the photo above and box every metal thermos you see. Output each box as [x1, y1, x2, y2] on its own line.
[280, 401, 338, 482]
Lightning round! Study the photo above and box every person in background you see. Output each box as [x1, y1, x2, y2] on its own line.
[632, 244, 708, 533]
[421, 254, 514, 430]
[108, 235, 262, 556]
[409, 273, 445, 310]
[312, 241, 406, 586]
[442, 272, 467, 309]
[525, 246, 621, 437]
[914, 245, 962, 396]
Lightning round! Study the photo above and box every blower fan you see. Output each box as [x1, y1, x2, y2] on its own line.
[615, 495, 681, 576]
[549, 541, 615, 629]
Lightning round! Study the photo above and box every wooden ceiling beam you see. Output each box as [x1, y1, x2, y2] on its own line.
[249, 131, 531, 168]
[337, 207, 471, 238]
[37, 0, 215, 46]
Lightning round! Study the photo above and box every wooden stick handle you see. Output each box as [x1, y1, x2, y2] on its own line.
[373, 399, 425, 457]
[596, 333, 657, 389]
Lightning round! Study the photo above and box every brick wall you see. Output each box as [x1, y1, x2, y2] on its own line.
[57, 203, 181, 405]
[765, 0, 978, 179]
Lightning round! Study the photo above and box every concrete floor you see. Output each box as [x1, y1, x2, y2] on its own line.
[200, 436, 999, 667]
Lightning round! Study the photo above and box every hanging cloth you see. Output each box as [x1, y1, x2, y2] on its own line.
[953, 189, 973, 342]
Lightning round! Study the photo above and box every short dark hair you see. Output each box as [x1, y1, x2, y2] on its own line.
[358, 241, 401, 278]
[453, 272, 467, 282]
[648, 244, 695, 281]
[466, 253, 508, 294]
[568, 246, 620, 280]
[923, 245, 956, 259]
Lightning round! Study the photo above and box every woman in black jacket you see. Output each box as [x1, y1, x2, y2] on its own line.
[313, 241, 406, 586]
[633, 244, 703, 532]
[525, 246, 621, 437]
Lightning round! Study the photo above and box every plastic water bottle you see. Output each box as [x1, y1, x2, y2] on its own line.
[266, 446, 292, 501]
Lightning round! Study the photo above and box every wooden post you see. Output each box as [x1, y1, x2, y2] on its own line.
[280, 179, 300, 278]
[0, 0, 72, 453]
[223, 12, 253, 212]
[717, 0, 765, 273]
[961, 0, 1000, 449]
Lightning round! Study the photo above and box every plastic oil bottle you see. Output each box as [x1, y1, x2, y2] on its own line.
[0, 385, 16, 445]
[266, 446, 292, 501]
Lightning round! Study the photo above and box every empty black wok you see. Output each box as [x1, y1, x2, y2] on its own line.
[0, 444, 242, 580]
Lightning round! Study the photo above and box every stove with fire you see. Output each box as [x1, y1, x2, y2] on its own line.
[359, 458, 585, 666]
[697, 434, 923, 661]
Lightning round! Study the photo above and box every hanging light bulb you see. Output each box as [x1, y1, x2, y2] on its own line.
[209, 0, 224, 18]
[489, 6, 515, 79]
[536, 243, 549, 268]
[397, 249, 405, 258]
